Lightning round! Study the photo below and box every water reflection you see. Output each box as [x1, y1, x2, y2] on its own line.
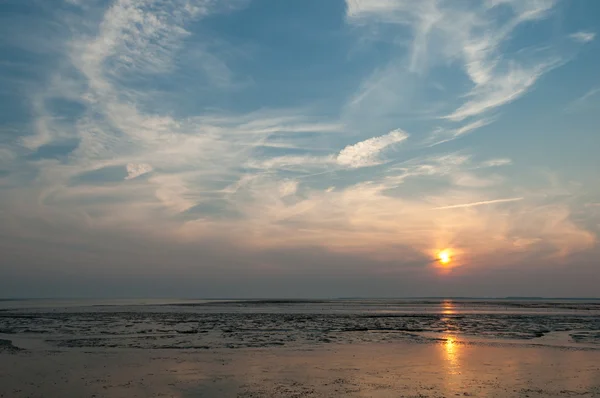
[441, 334, 463, 391]
[444, 336, 459, 372]
[442, 300, 456, 315]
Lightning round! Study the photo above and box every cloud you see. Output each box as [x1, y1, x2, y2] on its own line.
[246, 129, 409, 172]
[0, 0, 598, 296]
[569, 31, 596, 44]
[565, 87, 600, 113]
[432, 197, 524, 210]
[387, 153, 471, 181]
[480, 158, 512, 167]
[149, 173, 197, 214]
[7, 0, 359, 234]
[201, 176, 594, 264]
[451, 172, 504, 188]
[279, 180, 299, 197]
[125, 163, 153, 180]
[72, 0, 206, 79]
[0, 147, 16, 163]
[428, 118, 493, 146]
[445, 61, 560, 121]
[246, 155, 334, 173]
[336, 129, 408, 168]
[345, 0, 565, 124]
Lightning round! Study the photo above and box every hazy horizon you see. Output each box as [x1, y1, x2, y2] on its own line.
[3, 296, 600, 301]
[1, 0, 600, 298]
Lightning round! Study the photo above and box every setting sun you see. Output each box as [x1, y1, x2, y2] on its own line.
[438, 250, 452, 265]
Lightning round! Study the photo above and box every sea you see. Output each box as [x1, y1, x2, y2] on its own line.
[1, 298, 599, 351]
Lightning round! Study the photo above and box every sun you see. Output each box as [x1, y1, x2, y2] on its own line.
[437, 249, 452, 265]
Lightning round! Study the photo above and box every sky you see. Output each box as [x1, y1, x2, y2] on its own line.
[1, 0, 599, 298]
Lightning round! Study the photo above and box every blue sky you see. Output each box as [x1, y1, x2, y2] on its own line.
[1, 0, 599, 298]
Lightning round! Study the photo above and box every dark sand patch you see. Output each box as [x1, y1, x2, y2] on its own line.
[0, 338, 23, 353]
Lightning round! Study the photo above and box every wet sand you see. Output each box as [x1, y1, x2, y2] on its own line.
[2, 341, 600, 398]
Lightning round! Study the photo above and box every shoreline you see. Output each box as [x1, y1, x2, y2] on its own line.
[3, 331, 600, 354]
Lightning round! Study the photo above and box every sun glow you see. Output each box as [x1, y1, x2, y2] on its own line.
[438, 249, 452, 265]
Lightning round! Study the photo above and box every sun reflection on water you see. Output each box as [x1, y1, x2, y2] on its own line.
[442, 300, 456, 315]
[441, 300, 462, 383]
[444, 337, 457, 364]
[442, 334, 463, 388]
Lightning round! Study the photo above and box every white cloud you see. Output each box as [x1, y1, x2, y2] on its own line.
[345, 0, 412, 21]
[433, 197, 523, 210]
[246, 155, 334, 171]
[235, 121, 345, 135]
[480, 158, 512, 167]
[279, 180, 299, 197]
[125, 163, 153, 180]
[149, 173, 196, 214]
[569, 31, 596, 44]
[72, 0, 200, 80]
[245, 129, 410, 172]
[336, 129, 408, 168]
[451, 172, 503, 188]
[429, 118, 493, 146]
[395, 153, 470, 175]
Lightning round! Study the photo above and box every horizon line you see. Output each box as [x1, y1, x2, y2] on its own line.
[2, 296, 600, 301]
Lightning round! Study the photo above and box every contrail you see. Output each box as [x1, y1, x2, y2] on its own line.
[433, 197, 524, 210]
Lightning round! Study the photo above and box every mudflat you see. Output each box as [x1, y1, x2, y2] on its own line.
[1, 299, 599, 397]
[1, 341, 600, 397]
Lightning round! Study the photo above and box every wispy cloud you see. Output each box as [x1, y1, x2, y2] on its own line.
[0, 146, 16, 163]
[445, 61, 561, 121]
[428, 119, 494, 146]
[569, 31, 596, 44]
[433, 197, 524, 210]
[246, 155, 334, 171]
[565, 87, 600, 113]
[201, 177, 593, 263]
[480, 158, 512, 168]
[345, 0, 573, 125]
